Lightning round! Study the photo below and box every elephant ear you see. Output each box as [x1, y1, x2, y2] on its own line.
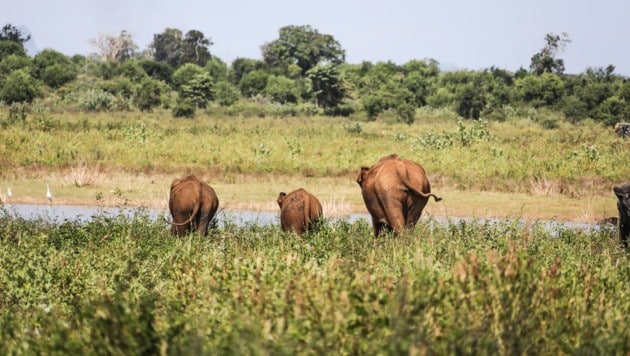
[357, 167, 370, 186]
[277, 192, 287, 208]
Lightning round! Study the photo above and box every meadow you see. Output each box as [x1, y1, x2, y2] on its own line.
[0, 210, 628, 354]
[0, 108, 629, 354]
[0, 107, 628, 221]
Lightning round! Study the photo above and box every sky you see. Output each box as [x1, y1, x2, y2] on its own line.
[3, 0, 630, 76]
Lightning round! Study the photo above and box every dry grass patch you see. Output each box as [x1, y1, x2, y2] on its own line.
[61, 164, 101, 187]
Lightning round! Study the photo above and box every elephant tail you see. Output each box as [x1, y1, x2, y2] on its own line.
[165, 201, 201, 226]
[408, 189, 442, 202]
[399, 165, 442, 202]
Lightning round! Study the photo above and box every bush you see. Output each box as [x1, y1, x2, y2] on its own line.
[171, 98, 196, 118]
[32, 49, 77, 88]
[133, 77, 164, 112]
[0, 69, 42, 104]
[239, 70, 269, 98]
[213, 81, 241, 106]
[263, 75, 299, 104]
[69, 88, 118, 111]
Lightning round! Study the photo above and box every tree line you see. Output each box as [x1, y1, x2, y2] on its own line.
[0, 23, 628, 126]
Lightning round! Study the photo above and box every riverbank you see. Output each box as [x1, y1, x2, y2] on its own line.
[0, 172, 619, 223]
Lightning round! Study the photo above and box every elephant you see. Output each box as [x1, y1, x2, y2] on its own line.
[168, 175, 219, 237]
[613, 183, 630, 248]
[614, 122, 630, 138]
[357, 153, 441, 237]
[277, 188, 323, 236]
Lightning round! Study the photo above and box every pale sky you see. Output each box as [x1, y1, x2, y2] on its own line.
[3, 0, 630, 76]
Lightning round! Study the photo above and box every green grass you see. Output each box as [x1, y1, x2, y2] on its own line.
[0, 108, 627, 221]
[0, 210, 627, 354]
[1, 109, 627, 189]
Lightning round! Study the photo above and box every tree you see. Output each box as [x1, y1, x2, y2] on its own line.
[307, 64, 346, 109]
[172, 63, 205, 89]
[138, 59, 173, 83]
[239, 70, 269, 97]
[89, 30, 138, 62]
[530, 32, 571, 75]
[181, 30, 212, 66]
[0, 40, 26, 59]
[150, 28, 213, 68]
[32, 49, 77, 88]
[151, 28, 183, 68]
[264, 75, 300, 104]
[0, 24, 31, 46]
[261, 25, 345, 75]
[515, 72, 565, 107]
[0, 53, 31, 76]
[180, 72, 214, 108]
[229, 57, 265, 85]
[205, 57, 228, 82]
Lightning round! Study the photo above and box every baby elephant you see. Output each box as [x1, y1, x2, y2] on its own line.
[277, 188, 323, 235]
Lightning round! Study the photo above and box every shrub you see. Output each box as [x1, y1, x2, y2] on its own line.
[0, 69, 42, 104]
[239, 70, 269, 98]
[263, 75, 299, 104]
[209, 81, 238, 107]
[69, 88, 118, 111]
[171, 98, 196, 118]
[133, 77, 164, 112]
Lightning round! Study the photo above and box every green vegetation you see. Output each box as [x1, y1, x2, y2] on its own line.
[0, 108, 627, 196]
[0, 22, 628, 353]
[1, 23, 629, 126]
[0, 210, 627, 354]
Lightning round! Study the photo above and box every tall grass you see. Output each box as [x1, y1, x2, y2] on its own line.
[0, 108, 627, 197]
[0, 209, 627, 354]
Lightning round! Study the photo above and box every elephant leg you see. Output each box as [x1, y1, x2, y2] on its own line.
[406, 198, 428, 227]
[373, 220, 386, 237]
[382, 199, 405, 235]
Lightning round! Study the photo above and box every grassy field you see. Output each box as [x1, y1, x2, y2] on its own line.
[0, 108, 628, 354]
[0, 211, 627, 354]
[0, 108, 627, 222]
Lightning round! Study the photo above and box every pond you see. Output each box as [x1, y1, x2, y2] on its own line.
[0, 203, 611, 236]
[0, 203, 371, 228]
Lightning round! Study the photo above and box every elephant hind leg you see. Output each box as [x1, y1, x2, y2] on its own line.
[383, 203, 405, 235]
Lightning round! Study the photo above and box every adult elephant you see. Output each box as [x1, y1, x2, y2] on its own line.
[277, 188, 323, 236]
[168, 175, 219, 237]
[357, 153, 441, 237]
[613, 183, 630, 248]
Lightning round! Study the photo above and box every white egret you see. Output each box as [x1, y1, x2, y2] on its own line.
[47, 184, 53, 203]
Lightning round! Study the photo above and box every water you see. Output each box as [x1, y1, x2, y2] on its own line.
[0, 203, 612, 235]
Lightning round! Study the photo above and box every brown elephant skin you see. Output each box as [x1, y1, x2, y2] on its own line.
[357, 154, 441, 237]
[277, 188, 323, 236]
[168, 175, 219, 236]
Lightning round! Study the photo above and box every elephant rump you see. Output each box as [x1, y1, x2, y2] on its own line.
[277, 188, 323, 236]
[168, 175, 219, 236]
[357, 153, 441, 237]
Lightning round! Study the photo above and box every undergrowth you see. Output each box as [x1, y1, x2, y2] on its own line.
[0, 209, 627, 354]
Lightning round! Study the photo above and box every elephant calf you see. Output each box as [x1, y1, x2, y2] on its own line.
[614, 183, 630, 249]
[169, 175, 219, 237]
[357, 153, 441, 237]
[277, 188, 323, 236]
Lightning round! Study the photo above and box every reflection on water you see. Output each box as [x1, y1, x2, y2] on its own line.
[0, 203, 608, 235]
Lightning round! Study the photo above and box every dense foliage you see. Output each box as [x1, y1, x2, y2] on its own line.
[0, 209, 627, 354]
[0, 23, 628, 126]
